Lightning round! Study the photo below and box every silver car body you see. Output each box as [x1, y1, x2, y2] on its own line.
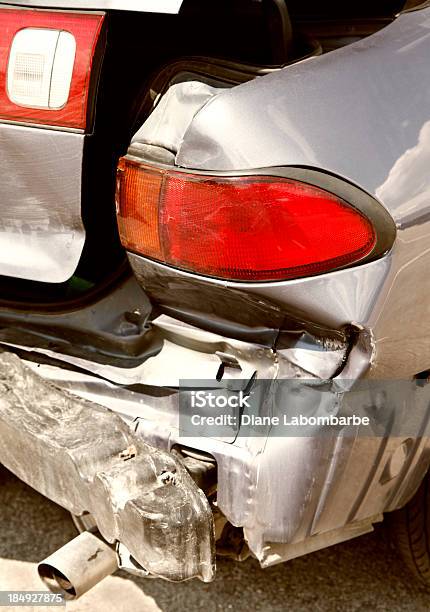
[1, 0, 430, 570]
[0, 125, 84, 283]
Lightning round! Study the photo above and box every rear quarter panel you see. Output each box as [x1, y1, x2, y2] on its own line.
[168, 7, 430, 379]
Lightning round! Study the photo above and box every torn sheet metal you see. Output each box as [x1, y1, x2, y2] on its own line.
[124, 332, 430, 566]
[0, 314, 276, 388]
[0, 312, 346, 390]
[15, 315, 430, 569]
[277, 345, 345, 380]
[4, 279, 418, 570]
[0, 352, 215, 582]
[128, 253, 349, 345]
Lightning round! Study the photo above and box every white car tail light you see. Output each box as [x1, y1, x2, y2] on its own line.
[0, 8, 105, 130]
[50, 32, 77, 109]
[7, 28, 76, 110]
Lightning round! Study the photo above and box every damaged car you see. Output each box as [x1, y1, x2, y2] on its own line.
[1, 0, 430, 598]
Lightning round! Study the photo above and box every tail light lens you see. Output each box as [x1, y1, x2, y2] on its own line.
[0, 9, 104, 129]
[116, 159, 377, 282]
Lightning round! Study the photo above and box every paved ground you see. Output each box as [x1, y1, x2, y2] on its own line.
[1, 466, 430, 612]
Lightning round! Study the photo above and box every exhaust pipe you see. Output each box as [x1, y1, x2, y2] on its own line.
[38, 531, 118, 600]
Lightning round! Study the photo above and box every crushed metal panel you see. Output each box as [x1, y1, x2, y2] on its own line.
[13, 321, 430, 569]
[0, 123, 84, 283]
[167, 6, 430, 379]
[0, 352, 215, 582]
[130, 82, 221, 157]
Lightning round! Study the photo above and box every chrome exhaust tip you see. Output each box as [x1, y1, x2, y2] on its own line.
[38, 531, 118, 600]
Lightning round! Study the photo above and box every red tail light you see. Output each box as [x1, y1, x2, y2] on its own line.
[0, 8, 104, 129]
[116, 159, 377, 282]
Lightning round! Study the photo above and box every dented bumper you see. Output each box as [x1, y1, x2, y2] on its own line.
[2, 278, 430, 571]
[0, 352, 215, 582]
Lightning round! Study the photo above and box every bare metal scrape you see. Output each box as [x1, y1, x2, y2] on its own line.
[0, 352, 215, 582]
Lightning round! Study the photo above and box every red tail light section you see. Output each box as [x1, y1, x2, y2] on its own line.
[116, 159, 377, 282]
[0, 9, 104, 129]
